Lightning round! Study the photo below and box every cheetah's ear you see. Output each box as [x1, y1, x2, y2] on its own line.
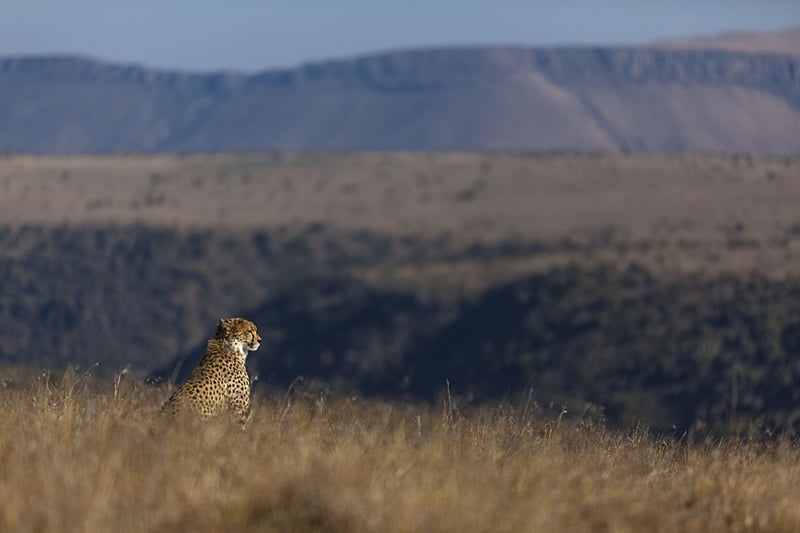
[216, 318, 230, 336]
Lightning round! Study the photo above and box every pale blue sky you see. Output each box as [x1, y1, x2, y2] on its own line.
[0, 1, 798, 71]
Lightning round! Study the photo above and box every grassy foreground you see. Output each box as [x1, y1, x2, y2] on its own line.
[1, 373, 800, 532]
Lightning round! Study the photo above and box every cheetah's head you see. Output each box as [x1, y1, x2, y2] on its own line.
[215, 317, 261, 356]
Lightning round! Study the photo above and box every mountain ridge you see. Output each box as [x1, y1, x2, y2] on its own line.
[1, 39, 799, 154]
[654, 26, 800, 57]
[3, 45, 797, 84]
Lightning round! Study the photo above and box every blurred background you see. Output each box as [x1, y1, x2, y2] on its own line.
[1, 0, 800, 434]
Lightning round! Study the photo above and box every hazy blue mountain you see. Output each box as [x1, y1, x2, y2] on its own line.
[1, 44, 798, 154]
[654, 26, 800, 57]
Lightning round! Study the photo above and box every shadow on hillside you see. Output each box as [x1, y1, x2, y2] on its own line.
[151, 265, 800, 436]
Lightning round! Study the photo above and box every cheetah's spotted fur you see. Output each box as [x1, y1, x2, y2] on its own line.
[162, 317, 261, 425]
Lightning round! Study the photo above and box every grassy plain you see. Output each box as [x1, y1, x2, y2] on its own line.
[1, 372, 800, 532]
[2, 153, 800, 315]
[2, 153, 799, 271]
[3, 154, 800, 531]
[1, 153, 800, 374]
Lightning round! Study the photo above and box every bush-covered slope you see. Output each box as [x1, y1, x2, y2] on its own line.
[3, 152, 800, 435]
[150, 264, 800, 435]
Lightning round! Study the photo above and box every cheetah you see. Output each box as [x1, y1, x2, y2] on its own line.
[162, 317, 261, 425]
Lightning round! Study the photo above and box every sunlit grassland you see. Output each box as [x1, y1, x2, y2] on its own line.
[1, 371, 799, 532]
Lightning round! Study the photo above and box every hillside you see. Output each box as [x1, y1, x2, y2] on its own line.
[4, 153, 800, 433]
[1, 38, 799, 154]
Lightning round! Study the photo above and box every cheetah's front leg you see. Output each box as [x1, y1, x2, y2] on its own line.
[227, 382, 251, 428]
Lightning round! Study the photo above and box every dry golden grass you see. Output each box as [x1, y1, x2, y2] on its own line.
[1, 371, 800, 532]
